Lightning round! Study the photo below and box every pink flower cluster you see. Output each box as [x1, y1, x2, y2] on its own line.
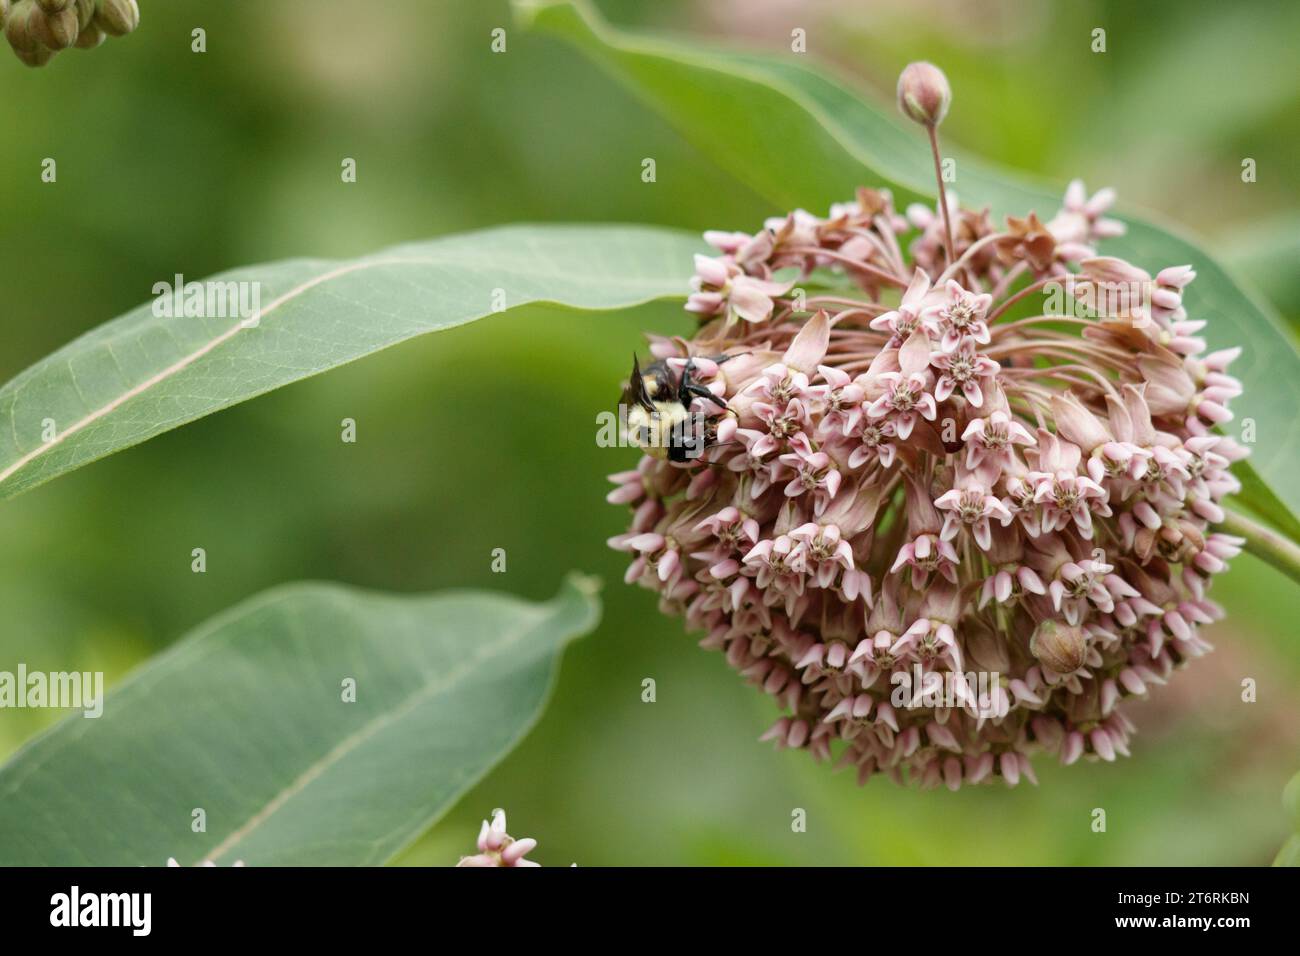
[456, 809, 540, 867]
[608, 182, 1247, 789]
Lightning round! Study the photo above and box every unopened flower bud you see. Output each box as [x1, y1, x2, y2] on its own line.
[5, 0, 40, 53]
[72, 16, 100, 46]
[897, 61, 951, 128]
[73, 0, 92, 30]
[14, 44, 52, 65]
[33, 3, 78, 49]
[94, 0, 137, 37]
[1030, 620, 1088, 674]
[4, 0, 134, 62]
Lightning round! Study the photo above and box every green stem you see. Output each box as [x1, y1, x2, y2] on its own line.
[926, 126, 956, 270]
[1220, 508, 1300, 587]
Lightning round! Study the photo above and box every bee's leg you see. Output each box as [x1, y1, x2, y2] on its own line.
[679, 360, 729, 412]
[710, 351, 749, 365]
[684, 384, 728, 411]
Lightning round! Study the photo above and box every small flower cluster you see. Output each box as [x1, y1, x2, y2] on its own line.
[456, 809, 540, 867]
[1, 0, 138, 67]
[166, 857, 245, 867]
[608, 179, 1247, 789]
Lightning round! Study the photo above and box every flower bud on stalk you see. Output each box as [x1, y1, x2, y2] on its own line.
[4, 1, 39, 53]
[1030, 620, 1088, 675]
[897, 61, 951, 128]
[34, 2, 77, 48]
[95, 0, 137, 37]
[73, 17, 100, 47]
[898, 62, 957, 267]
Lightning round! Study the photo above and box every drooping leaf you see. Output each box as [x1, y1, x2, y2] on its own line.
[519, 0, 1300, 534]
[0, 574, 600, 865]
[1232, 459, 1300, 546]
[1221, 215, 1300, 323]
[1277, 771, 1300, 867]
[0, 224, 701, 499]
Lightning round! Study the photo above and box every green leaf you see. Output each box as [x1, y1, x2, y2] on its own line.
[1277, 765, 1300, 865]
[0, 574, 601, 866]
[519, 0, 1300, 535]
[0, 224, 700, 499]
[1220, 215, 1300, 323]
[1231, 460, 1300, 546]
[1284, 770, 1300, 832]
[1274, 834, 1300, 867]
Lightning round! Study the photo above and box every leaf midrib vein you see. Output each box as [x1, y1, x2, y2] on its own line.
[0, 256, 442, 487]
[199, 607, 547, 863]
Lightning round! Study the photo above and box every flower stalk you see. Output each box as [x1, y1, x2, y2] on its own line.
[1219, 508, 1300, 586]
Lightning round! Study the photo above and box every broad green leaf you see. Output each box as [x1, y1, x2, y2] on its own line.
[1232, 459, 1300, 546]
[0, 574, 600, 866]
[0, 224, 700, 499]
[519, 0, 1300, 534]
[1221, 215, 1300, 323]
[1276, 771, 1300, 866]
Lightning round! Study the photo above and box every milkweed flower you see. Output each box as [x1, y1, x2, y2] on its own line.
[456, 809, 540, 867]
[607, 75, 1245, 790]
[166, 858, 245, 867]
[924, 279, 993, 353]
[686, 253, 794, 326]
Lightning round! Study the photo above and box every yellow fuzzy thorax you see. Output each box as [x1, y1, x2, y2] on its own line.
[626, 400, 691, 459]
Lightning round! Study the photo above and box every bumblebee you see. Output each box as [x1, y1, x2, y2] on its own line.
[622, 354, 730, 463]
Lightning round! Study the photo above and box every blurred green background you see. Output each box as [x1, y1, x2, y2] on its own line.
[1, 0, 1296, 865]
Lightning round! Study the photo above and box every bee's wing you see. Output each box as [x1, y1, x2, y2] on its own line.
[623, 353, 653, 408]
